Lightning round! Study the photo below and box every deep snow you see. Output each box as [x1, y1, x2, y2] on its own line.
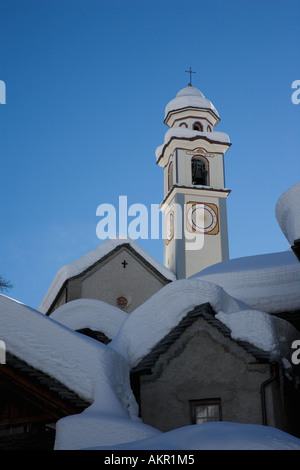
[91, 421, 300, 450]
[0, 181, 299, 450]
[192, 250, 300, 314]
[1, 269, 299, 450]
[276, 181, 300, 245]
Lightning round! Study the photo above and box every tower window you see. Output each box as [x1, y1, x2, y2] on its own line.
[192, 156, 208, 186]
[207, 125, 212, 132]
[193, 122, 203, 132]
[168, 161, 173, 191]
[179, 122, 187, 128]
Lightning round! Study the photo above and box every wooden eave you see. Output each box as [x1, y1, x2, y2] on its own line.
[0, 352, 90, 422]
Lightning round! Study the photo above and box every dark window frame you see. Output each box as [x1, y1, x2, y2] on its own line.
[190, 398, 222, 425]
[191, 156, 209, 186]
[193, 121, 203, 131]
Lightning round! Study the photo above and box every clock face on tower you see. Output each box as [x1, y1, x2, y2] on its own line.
[186, 202, 219, 235]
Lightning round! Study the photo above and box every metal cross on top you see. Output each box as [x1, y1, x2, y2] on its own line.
[185, 66, 196, 86]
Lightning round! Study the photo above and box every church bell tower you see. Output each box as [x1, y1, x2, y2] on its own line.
[156, 81, 231, 279]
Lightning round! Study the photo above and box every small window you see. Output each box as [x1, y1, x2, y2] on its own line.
[180, 122, 187, 128]
[190, 399, 222, 425]
[168, 161, 173, 191]
[193, 122, 203, 131]
[207, 125, 212, 132]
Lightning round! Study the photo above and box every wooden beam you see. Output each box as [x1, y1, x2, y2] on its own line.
[0, 364, 87, 419]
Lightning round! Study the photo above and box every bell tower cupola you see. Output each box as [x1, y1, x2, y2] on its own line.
[156, 83, 231, 279]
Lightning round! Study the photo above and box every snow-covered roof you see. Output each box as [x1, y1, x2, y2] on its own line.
[1, 270, 299, 449]
[38, 237, 176, 314]
[191, 250, 300, 314]
[164, 86, 219, 120]
[0, 294, 131, 407]
[155, 126, 231, 162]
[275, 181, 300, 245]
[109, 277, 299, 369]
[132, 303, 275, 374]
[0, 294, 160, 449]
[50, 298, 128, 339]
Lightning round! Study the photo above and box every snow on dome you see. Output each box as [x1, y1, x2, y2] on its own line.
[275, 181, 300, 245]
[165, 85, 219, 120]
[176, 85, 205, 98]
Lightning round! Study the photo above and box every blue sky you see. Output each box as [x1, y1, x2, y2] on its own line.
[0, 0, 299, 309]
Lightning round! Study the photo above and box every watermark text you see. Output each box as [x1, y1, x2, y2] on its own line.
[291, 340, 300, 365]
[291, 80, 300, 104]
[96, 196, 204, 251]
[0, 340, 6, 364]
[0, 80, 6, 104]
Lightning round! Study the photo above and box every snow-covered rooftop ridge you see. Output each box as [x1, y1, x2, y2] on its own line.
[0, 293, 160, 449]
[192, 250, 300, 314]
[275, 181, 300, 245]
[1, 274, 299, 449]
[165, 86, 219, 119]
[38, 237, 176, 314]
[155, 127, 230, 161]
[109, 277, 298, 369]
[50, 298, 128, 339]
[0, 294, 128, 408]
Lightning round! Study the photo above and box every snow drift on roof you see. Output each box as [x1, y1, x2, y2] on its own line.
[50, 298, 127, 339]
[0, 294, 160, 449]
[0, 294, 130, 407]
[109, 277, 298, 369]
[276, 181, 300, 245]
[192, 250, 300, 314]
[1, 270, 299, 449]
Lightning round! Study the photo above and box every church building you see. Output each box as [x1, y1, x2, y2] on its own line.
[39, 81, 233, 315]
[1, 78, 299, 450]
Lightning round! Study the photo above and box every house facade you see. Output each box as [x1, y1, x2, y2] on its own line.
[131, 304, 300, 437]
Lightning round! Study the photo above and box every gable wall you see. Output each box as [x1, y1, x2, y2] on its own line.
[52, 247, 168, 314]
[139, 317, 284, 432]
